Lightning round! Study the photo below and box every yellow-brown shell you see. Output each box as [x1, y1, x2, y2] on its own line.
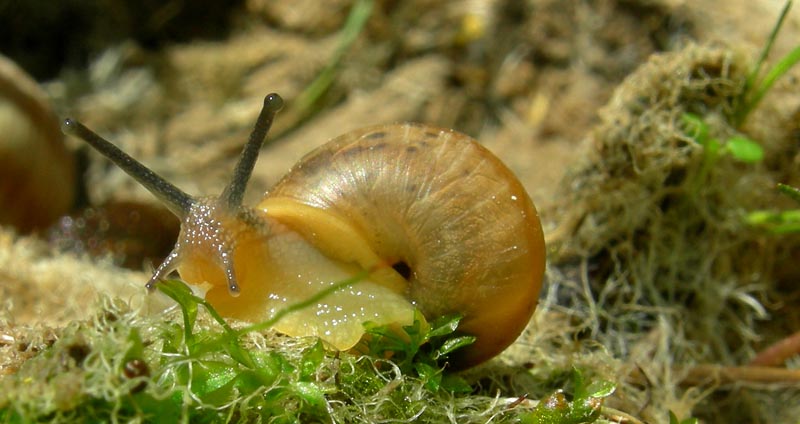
[265, 123, 546, 367]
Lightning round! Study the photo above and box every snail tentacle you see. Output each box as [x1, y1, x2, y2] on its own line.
[61, 118, 195, 218]
[219, 249, 240, 296]
[221, 93, 284, 208]
[145, 248, 181, 291]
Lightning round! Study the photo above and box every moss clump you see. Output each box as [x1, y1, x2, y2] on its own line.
[552, 41, 800, 422]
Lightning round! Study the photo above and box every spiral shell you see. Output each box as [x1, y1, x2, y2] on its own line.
[263, 123, 545, 366]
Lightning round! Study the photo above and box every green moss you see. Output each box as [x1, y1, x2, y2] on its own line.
[0, 280, 614, 423]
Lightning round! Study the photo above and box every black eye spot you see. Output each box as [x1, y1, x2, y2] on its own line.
[392, 261, 412, 280]
[366, 131, 387, 140]
[406, 146, 418, 153]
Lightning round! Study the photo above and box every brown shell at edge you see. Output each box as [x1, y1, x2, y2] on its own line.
[0, 53, 76, 232]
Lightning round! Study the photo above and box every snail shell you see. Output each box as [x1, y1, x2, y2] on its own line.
[63, 94, 546, 368]
[0, 53, 75, 232]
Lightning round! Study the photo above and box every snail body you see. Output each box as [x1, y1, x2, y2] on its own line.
[63, 94, 546, 368]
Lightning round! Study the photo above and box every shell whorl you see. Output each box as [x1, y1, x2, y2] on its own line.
[264, 123, 546, 365]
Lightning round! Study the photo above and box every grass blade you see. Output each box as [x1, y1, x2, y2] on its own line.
[744, 45, 800, 117]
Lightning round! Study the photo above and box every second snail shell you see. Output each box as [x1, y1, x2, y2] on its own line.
[0, 53, 75, 231]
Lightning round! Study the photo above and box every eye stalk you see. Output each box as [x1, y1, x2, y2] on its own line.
[221, 93, 284, 208]
[61, 118, 194, 218]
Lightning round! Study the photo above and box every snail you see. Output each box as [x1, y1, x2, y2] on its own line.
[62, 93, 546, 368]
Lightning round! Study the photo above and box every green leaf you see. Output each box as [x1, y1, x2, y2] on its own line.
[202, 369, 270, 406]
[742, 182, 800, 234]
[222, 334, 256, 369]
[669, 411, 699, 424]
[517, 367, 611, 424]
[705, 138, 722, 156]
[745, 45, 800, 119]
[434, 335, 476, 359]
[778, 183, 800, 204]
[251, 351, 287, 386]
[746, 210, 777, 225]
[362, 320, 415, 359]
[427, 314, 462, 338]
[293, 381, 328, 412]
[415, 362, 442, 392]
[570, 367, 587, 398]
[736, 0, 797, 124]
[726, 136, 764, 162]
[129, 392, 184, 423]
[681, 113, 710, 144]
[775, 209, 800, 223]
[746, 209, 800, 234]
[402, 309, 427, 341]
[300, 340, 325, 379]
[157, 280, 199, 344]
[518, 389, 603, 424]
[190, 361, 240, 398]
[584, 380, 616, 398]
[669, 411, 680, 424]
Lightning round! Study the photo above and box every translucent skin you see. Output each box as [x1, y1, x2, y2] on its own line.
[176, 199, 416, 351]
[263, 123, 546, 367]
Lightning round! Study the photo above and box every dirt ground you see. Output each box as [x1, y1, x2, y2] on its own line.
[2, 0, 800, 422]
